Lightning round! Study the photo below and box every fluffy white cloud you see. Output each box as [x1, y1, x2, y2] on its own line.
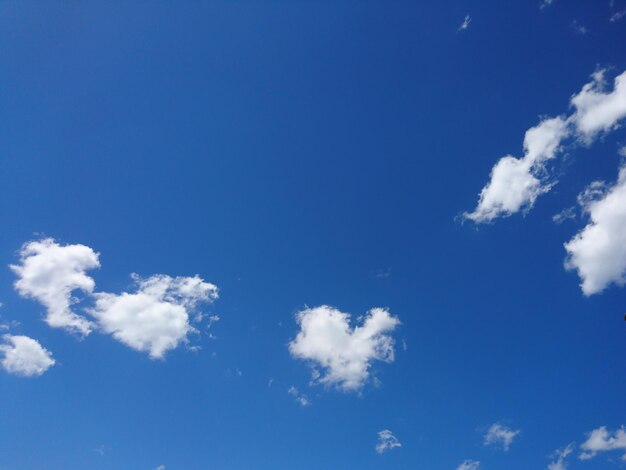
[571, 70, 626, 141]
[10, 238, 100, 336]
[375, 429, 401, 454]
[457, 460, 480, 470]
[288, 306, 400, 391]
[484, 423, 520, 451]
[89, 274, 218, 359]
[465, 68, 626, 224]
[463, 117, 568, 222]
[547, 443, 574, 470]
[579, 426, 626, 460]
[0, 334, 55, 377]
[564, 163, 626, 295]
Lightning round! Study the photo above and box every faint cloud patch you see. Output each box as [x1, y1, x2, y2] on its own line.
[457, 460, 480, 470]
[375, 429, 401, 454]
[570, 20, 588, 34]
[548, 443, 574, 470]
[552, 206, 577, 224]
[484, 423, 520, 451]
[374, 268, 392, 280]
[288, 386, 311, 406]
[458, 14, 471, 31]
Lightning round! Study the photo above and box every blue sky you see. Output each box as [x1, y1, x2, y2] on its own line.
[0, 1, 625, 469]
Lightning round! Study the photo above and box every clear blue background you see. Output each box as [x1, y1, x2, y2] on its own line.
[0, 1, 625, 469]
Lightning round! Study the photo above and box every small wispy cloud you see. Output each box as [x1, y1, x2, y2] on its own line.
[458, 14, 471, 31]
[484, 423, 520, 451]
[288, 386, 311, 406]
[610, 8, 626, 22]
[548, 443, 574, 470]
[375, 429, 401, 454]
[457, 460, 480, 470]
[93, 445, 105, 456]
[540, 0, 555, 9]
[571, 20, 588, 34]
[552, 206, 576, 224]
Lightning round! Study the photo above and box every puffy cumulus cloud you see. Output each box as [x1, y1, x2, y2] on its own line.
[288, 306, 400, 392]
[463, 117, 568, 223]
[465, 68, 626, 224]
[548, 443, 574, 470]
[571, 70, 626, 141]
[457, 460, 480, 470]
[375, 429, 401, 454]
[579, 426, 626, 460]
[564, 163, 626, 295]
[0, 334, 55, 377]
[484, 423, 520, 451]
[89, 274, 218, 359]
[11, 238, 100, 336]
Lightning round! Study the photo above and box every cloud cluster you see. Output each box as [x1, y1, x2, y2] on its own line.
[6, 238, 219, 373]
[0, 334, 55, 377]
[464, 69, 626, 224]
[375, 429, 401, 454]
[289, 306, 400, 391]
[483, 423, 520, 451]
[565, 162, 626, 295]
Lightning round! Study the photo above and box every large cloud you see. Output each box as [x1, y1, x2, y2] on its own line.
[0, 334, 55, 377]
[89, 274, 218, 359]
[288, 305, 400, 391]
[464, 69, 626, 223]
[564, 162, 626, 295]
[463, 118, 568, 222]
[11, 238, 100, 336]
[571, 70, 626, 140]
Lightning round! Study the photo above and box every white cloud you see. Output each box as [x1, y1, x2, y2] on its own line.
[11, 238, 100, 336]
[463, 117, 568, 222]
[457, 460, 480, 470]
[288, 386, 311, 406]
[288, 306, 400, 391]
[570, 20, 588, 35]
[0, 334, 55, 377]
[571, 70, 626, 141]
[610, 8, 626, 22]
[375, 429, 401, 454]
[465, 68, 626, 224]
[564, 162, 626, 295]
[458, 14, 471, 31]
[540, 0, 555, 9]
[579, 426, 626, 460]
[548, 443, 574, 470]
[552, 206, 577, 224]
[155, 466, 166, 470]
[484, 423, 520, 451]
[89, 274, 218, 359]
